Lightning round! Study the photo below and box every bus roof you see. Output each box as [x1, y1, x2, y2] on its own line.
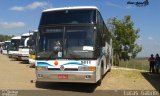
[43, 6, 98, 12]
[0, 42, 4, 45]
[11, 36, 21, 40]
[4, 41, 11, 43]
[21, 32, 33, 36]
[33, 30, 38, 32]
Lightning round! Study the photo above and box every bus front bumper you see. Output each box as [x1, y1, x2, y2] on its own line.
[29, 58, 35, 64]
[36, 71, 97, 83]
[12, 54, 19, 59]
[18, 54, 29, 61]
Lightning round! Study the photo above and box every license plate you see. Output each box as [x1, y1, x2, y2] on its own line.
[58, 74, 68, 79]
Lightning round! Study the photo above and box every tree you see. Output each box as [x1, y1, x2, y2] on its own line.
[107, 15, 142, 66]
[0, 34, 13, 42]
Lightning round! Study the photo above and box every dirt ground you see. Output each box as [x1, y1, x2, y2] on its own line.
[0, 54, 160, 91]
[98, 67, 160, 90]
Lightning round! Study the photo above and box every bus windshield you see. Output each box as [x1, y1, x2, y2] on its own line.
[2, 42, 10, 50]
[37, 26, 95, 59]
[28, 32, 38, 55]
[10, 39, 20, 51]
[19, 36, 30, 48]
[39, 9, 96, 26]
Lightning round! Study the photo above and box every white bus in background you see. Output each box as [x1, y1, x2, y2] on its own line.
[0, 42, 4, 45]
[8, 36, 21, 58]
[17, 32, 33, 62]
[28, 31, 38, 66]
[35, 6, 113, 85]
[2, 41, 11, 55]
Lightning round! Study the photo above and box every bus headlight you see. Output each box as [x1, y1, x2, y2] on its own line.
[36, 66, 48, 70]
[78, 66, 95, 71]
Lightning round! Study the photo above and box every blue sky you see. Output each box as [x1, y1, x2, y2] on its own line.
[0, 0, 160, 57]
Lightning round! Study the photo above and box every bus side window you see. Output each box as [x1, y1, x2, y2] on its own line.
[94, 12, 103, 57]
[98, 12, 108, 47]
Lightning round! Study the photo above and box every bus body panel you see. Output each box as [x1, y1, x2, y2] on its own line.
[36, 60, 98, 83]
[2, 50, 8, 55]
[18, 48, 30, 60]
[36, 70, 96, 83]
[2, 41, 11, 55]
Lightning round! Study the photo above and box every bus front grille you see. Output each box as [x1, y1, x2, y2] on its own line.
[47, 68, 78, 71]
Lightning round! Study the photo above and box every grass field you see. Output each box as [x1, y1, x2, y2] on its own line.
[118, 58, 149, 71]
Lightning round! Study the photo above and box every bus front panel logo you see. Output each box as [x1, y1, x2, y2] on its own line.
[60, 65, 65, 71]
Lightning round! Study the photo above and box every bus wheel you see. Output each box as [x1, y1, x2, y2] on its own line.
[97, 65, 103, 86]
[108, 68, 111, 72]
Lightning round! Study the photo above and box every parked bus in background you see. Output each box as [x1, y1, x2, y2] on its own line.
[35, 6, 113, 85]
[28, 30, 38, 67]
[0, 42, 4, 45]
[2, 41, 11, 55]
[17, 32, 33, 62]
[8, 36, 21, 58]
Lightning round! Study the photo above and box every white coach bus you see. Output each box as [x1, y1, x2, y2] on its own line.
[28, 31, 38, 65]
[17, 32, 33, 61]
[35, 6, 113, 85]
[8, 36, 21, 58]
[2, 41, 11, 55]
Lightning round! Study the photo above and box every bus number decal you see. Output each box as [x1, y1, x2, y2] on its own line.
[81, 61, 91, 64]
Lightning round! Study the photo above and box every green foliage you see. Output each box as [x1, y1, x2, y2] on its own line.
[107, 15, 142, 65]
[119, 59, 149, 71]
[0, 34, 13, 42]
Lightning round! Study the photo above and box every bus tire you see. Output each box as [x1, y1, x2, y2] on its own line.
[108, 68, 111, 72]
[108, 59, 112, 72]
[97, 65, 103, 86]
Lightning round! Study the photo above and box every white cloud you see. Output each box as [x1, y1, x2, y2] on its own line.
[26, 1, 48, 10]
[10, 1, 48, 11]
[0, 22, 25, 29]
[10, 6, 25, 11]
[106, 1, 120, 8]
[148, 37, 153, 40]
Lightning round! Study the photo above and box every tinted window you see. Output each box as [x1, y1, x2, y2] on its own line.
[39, 9, 96, 25]
[10, 40, 20, 51]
